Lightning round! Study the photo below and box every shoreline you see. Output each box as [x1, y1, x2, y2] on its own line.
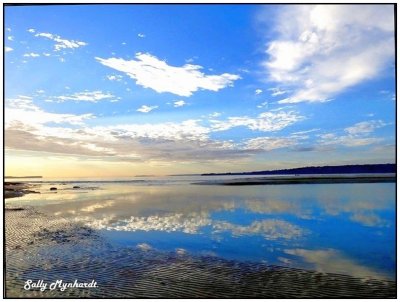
[5, 205, 396, 298]
[4, 182, 41, 199]
[194, 174, 396, 186]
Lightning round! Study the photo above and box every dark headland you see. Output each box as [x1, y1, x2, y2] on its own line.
[197, 164, 396, 185]
[201, 163, 396, 176]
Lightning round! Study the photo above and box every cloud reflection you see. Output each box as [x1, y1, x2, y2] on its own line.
[284, 248, 391, 280]
[213, 219, 304, 240]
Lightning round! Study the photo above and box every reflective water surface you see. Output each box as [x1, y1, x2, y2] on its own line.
[6, 178, 395, 280]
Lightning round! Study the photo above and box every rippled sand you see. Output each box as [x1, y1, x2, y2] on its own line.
[5, 207, 396, 298]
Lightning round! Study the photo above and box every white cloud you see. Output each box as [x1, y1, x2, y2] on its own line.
[344, 120, 386, 135]
[27, 28, 35, 33]
[5, 97, 94, 128]
[56, 91, 116, 103]
[262, 5, 394, 103]
[96, 52, 241, 97]
[291, 128, 320, 136]
[213, 219, 304, 240]
[137, 105, 158, 113]
[138, 33, 146, 38]
[34, 31, 87, 51]
[268, 87, 288, 97]
[245, 137, 297, 151]
[210, 110, 304, 132]
[107, 74, 123, 81]
[173, 100, 186, 107]
[257, 101, 268, 109]
[5, 47, 13, 52]
[255, 89, 263, 95]
[4, 98, 301, 163]
[209, 112, 221, 118]
[23, 52, 40, 57]
[317, 120, 388, 149]
[7, 36, 14, 41]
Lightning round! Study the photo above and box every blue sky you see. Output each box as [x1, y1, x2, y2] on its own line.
[4, 4, 396, 177]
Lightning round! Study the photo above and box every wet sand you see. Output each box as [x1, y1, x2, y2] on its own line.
[194, 174, 396, 186]
[5, 206, 396, 298]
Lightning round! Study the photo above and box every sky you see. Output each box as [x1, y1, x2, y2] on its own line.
[4, 4, 396, 177]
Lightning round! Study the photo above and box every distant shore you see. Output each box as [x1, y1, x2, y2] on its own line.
[194, 173, 396, 186]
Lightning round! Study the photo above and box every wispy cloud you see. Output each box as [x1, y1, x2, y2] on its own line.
[210, 110, 304, 132]
[6, 97, 94, 128]
[318, 120, 387, 148]
[255, 89, 263, 95]
[268, 87, 288, 97]
[209, 112, 221, 118]
[23, 52, 40, 57]
[96, 52, 241, 97]
[5, 47, 13, 52]
[138, 33, 146, 38]
[261, 5, 394, 103]
[344, 120, 386, 135]
[137, 105, 158, 113]
[244, 136, 298, 151]
[55, 91, 116, 103]
[33, 31, 87, 51]
[107, 75, 123, 81]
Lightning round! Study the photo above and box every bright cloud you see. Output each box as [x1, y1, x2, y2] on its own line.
[138, 33, 146, 38]
[5, 47, 13, 52]
[173, 100, 186, 107]
[262, 5, 394, 103]
[56, 91, 116, 103]
[34, 31, 87, 51]
[255, 89, 263, 95]
[96, 53, 241, 97]
[137, 105, 158, 113]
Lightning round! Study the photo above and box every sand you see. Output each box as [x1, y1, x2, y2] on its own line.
[5, 205, 396, 298]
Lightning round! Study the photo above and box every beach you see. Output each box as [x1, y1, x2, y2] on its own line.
[4, 181, 396, 298]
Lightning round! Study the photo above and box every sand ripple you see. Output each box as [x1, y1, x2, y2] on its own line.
[5, 207, 396, 298]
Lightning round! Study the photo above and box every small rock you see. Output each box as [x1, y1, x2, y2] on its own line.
[50, 187, 57, 191]
[73, 186, 80, 189]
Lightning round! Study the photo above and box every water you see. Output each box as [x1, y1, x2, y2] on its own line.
[6, 176, 396, 280]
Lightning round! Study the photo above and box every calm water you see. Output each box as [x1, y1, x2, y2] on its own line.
[6, 176, 396, 280]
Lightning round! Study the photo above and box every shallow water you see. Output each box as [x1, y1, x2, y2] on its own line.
[6, 177, 396, 281]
